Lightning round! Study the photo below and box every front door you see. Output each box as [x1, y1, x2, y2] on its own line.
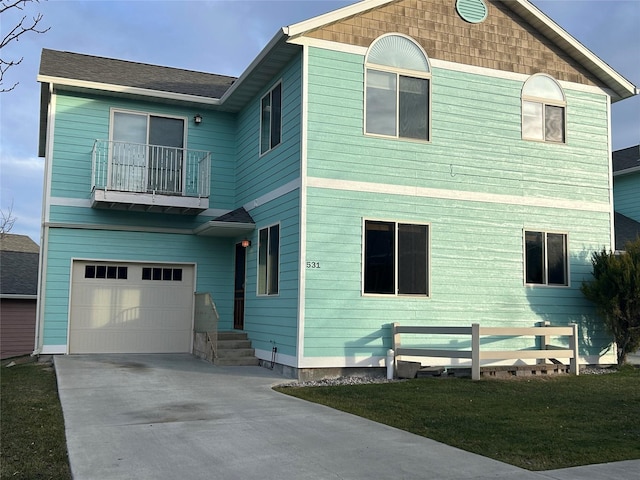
[233, 243, 246, 330]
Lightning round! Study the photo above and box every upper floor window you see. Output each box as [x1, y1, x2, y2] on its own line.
[364, 220, 430, 296]
[524, 230, 568, 286]
[260, 82, 282, 155]
[522, 75, 566, 143]
[365, 34, 431, 141]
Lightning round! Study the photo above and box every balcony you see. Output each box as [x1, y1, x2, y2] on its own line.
[91, 140, 211, 214]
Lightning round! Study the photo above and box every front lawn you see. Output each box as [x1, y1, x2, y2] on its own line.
[276, 367, 640, 471]
[1, 360, 72, 480]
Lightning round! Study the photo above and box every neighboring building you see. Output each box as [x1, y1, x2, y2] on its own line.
[612, 145, 640, 250]
[1, 234, 39, 359]
[36, 0, 638, 377]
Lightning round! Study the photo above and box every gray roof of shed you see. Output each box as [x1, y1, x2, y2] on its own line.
[39, 49, 236, 99]
[0, 251, 39, 295]
[613, 145, 640, 173]
[0, 234, 39, 253]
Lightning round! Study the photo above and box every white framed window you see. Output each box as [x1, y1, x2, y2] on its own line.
[521, 74, 566, 143]
[524, 230, 569, 286]
[365, 34, 431, 141]
[258, 223, 280, 295]
[260, 82, 282, 155]
[363, 220, 430, 296]
[109, 109, 187, 194]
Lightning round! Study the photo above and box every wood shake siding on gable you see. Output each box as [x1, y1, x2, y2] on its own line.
[304, 0, 604, 88]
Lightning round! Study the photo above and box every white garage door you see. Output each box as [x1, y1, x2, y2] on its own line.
[69, 262, 194, 354]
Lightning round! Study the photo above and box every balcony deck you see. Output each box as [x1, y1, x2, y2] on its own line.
[92, 140, 211, 215]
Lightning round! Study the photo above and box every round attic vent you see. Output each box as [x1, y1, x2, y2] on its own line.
[456, 0, 488, 24]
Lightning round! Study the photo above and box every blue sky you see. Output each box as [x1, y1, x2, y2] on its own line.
[1, 0, 638, 243]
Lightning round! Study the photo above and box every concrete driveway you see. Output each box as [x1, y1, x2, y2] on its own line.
[54, 354, 638, 480]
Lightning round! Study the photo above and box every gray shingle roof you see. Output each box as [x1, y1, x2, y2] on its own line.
[213, 207, 255, 224]
[613, 145, 640, 173]
[615, 212, 640, 251]
[39, 49, 236, 99]
[0, 251, 39, 295]
[0, 234, 39, 253]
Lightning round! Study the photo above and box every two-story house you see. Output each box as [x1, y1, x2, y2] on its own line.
[36, 0, 637, 378]
[612, 145, 640, 250]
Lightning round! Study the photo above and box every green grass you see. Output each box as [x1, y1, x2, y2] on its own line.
[1, 360, 72, 480]
[275, 367, 640, 471]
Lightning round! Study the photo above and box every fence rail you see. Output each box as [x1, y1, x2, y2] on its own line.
[92, 140, 211, 198]
[392, 323, 579, 380]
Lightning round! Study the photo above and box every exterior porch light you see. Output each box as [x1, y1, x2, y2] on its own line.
[194, 113, 202, 125]
[241, 238, 251, 248]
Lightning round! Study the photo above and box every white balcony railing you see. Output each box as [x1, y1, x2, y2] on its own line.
[92, 140, 211, 198]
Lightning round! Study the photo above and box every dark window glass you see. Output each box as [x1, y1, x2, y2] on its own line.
[118, 267, 128, 279]
[364, 221, 395, 294]
[152, 268, 162, 281]
[142, 267, 152, 280]
[85, 265, 96, 278]
[172, 269, 182, 281]
[96, 265, 107, 279]
[270, 83, 282, 150]
[268, 224, 280, 295]
[525, 231, 544, 284]
[398, 223, 428, 294]
[163, 268, 172, 281]
[107, 266, 117, 279]
[547, 233, 567, 285]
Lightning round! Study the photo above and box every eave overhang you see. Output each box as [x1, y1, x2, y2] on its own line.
[193, 221, 255, 237]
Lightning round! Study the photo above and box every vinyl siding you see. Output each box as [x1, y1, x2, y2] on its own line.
[306, 48, 610, 205]
[50, 91, 236, 210]
[303, 188, 612, 359]
[300, 46, 613, 363]
[614, 172, 640, 221]
[0, 300, 37, 359]
[41, 228, 234, 348]
[241, 190, 300, 358]
[235, 55, 302, 206]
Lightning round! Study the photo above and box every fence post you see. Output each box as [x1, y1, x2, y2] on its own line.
[569, 323, 579, 376]
[471, 323, 480, 380]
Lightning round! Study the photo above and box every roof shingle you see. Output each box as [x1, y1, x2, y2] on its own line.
[39, 49, 237, 99]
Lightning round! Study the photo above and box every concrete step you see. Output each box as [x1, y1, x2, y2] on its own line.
[216, 348, 256, 359]
[217, 331, 249, 341]
[214, 357, 260, 367]
[217, 339, 252, 349]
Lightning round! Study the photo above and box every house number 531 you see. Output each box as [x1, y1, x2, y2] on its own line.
[306, 261, 321, 269]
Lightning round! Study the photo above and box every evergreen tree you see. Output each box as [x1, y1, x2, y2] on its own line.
[581, 238, 640, 365]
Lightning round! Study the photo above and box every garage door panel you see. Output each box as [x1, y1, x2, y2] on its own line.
[69, 262, 194, 354]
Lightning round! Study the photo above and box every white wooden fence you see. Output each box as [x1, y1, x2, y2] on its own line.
[392, 322, 579, 380]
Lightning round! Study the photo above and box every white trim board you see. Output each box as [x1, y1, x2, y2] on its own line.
[307, 176, 610, 213]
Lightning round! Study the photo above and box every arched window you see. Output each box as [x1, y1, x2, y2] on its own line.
[522, 74, 566, 143]
[365, 34, 431, 141]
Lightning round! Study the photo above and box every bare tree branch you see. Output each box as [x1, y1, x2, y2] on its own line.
[0, 200, 17, 237]
[0, 0, 50, 92]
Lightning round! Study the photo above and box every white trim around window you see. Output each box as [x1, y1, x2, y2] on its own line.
[362, 218, 431, 297]
[521, 74, 567, 144]
[259, 81, 283, 156]
[257, 222, 281, 296]
[523, 229, 570, 287]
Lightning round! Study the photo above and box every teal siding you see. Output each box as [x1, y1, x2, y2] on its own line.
[306, 48, 610, 205]
[41, 228, 234, 347]
[614, 172, 640, 221]
[241, 190, 300, 358]
[301, 46, 613, 362]
[50, 91, 236, 210]
[235, 55, 302, 205]
[303, 188, 612, 358]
